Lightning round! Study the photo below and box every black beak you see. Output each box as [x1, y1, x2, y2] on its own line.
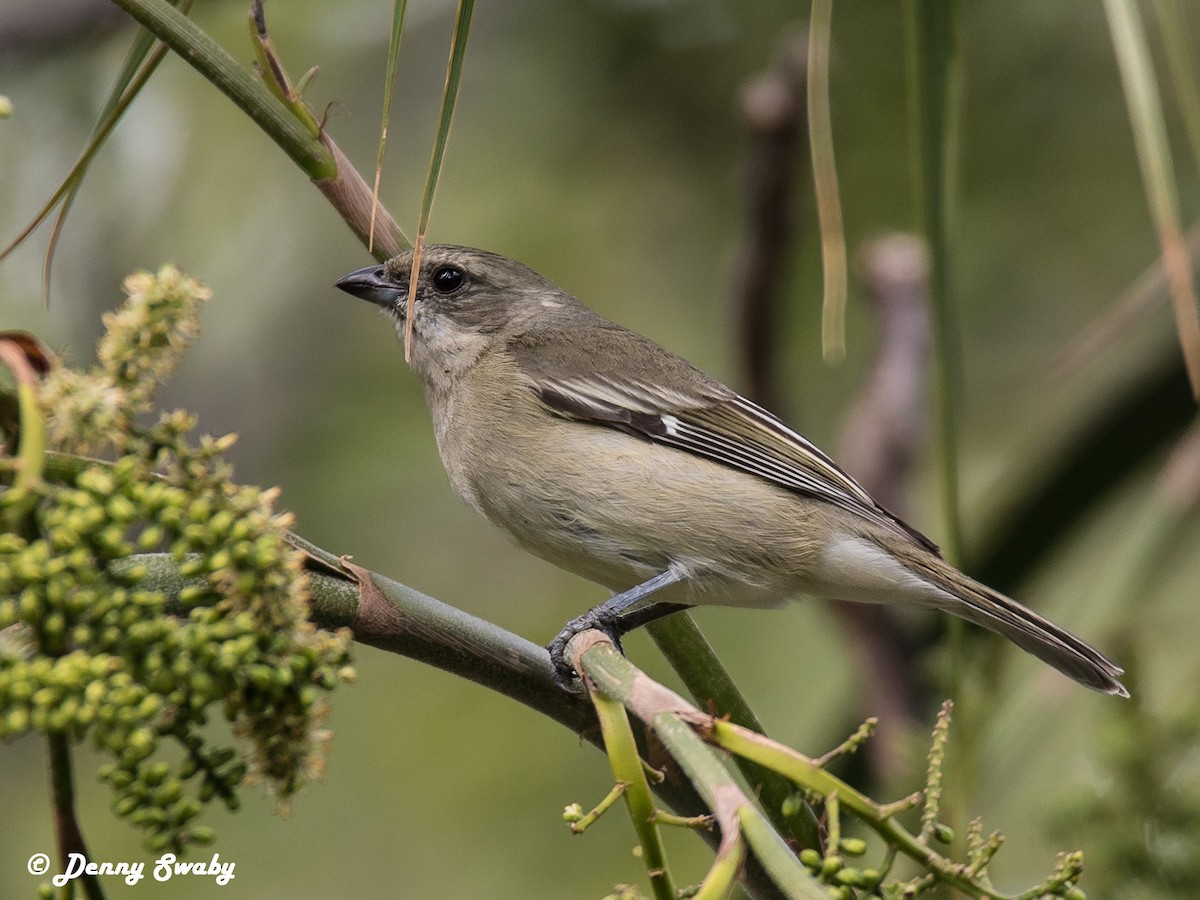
[334, 265, 404, 310]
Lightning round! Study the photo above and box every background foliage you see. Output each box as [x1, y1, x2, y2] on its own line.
[1, 1, 1198, 897]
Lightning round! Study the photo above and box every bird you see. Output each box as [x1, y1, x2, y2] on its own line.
[334, 244, 1127, 697]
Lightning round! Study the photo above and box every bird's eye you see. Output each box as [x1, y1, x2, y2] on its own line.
[430, 265, 465, 295]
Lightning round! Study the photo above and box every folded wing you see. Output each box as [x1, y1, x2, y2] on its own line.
[534, 372, 939, 554]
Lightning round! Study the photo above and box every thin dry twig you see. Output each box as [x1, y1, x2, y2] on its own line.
[834, 234, 932, 783]
[733, 27, 809, 412]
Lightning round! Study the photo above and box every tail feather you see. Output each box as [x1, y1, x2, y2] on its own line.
[911, 555, 1128, 697]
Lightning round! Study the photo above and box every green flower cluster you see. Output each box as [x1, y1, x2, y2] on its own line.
[0, 265, 353, 855]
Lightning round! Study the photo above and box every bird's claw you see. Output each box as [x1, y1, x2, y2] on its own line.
[546, 610, 625, 688]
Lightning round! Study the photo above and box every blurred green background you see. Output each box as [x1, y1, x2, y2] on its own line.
[2, 1, 1198, 897]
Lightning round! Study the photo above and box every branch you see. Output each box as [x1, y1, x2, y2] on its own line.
[572, 632, 825, 900]
[733, 26, 809, 412]
[832, 234, 932, 782]
[48, 734, 105, 900]
[572, 632, 1085, 900]
[126, 549, 788, 899]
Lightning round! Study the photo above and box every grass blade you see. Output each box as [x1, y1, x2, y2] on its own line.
[1104, 0, 1200, 399]
[807, 0, 847, 365]
[903, 0, 964, 565]
[405, 0, 476, 360]
[2, 1, 190, 289]
[370, 0, 410, 253]
[1151, 0, 1200, 173]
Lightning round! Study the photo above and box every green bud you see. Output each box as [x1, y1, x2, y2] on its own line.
[77, 468, 115, 496]
[208, 510, 235, 537]
[781, 792, 805, 818]
[138, 526, 165, 550]
[131, 806, 165, 829]
[119, 562, 148, 583]
[177, 584, 209, 606]
[112, 455, 139, 482]
[145, 762, 172, 786]
[126, 728, 156, 759]
[145, 833, 172, 853]
[147, 669, 176, 694]
[189, 671, 216, 700]
[835, 868, 862, 887]
[48, 526, 79, 551]
[934, 823, 955, 844]
[799, 849, 822, 870]
[136, 695, 162, 720]
[186, 496, 213, 524]
[75, 703, 97, 728]
[839, 837, 867, 857]
[5, 706, 29, 734]
[191, 826, 216, 845]
[18, 588, 41, 620]
[178, 556, 206, 578]
[0, 532, 26, 553]
[42, 612, 66, 642]
[106, 495, 138, 522]
[820, 855, 842, 877]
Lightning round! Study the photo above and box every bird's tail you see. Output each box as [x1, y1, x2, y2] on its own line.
[902, 551, 1128, 697]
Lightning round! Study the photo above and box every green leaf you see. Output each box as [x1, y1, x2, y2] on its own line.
[369, 0, 410, 253]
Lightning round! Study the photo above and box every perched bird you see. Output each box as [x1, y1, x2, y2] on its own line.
[335, 245, 1127, 697]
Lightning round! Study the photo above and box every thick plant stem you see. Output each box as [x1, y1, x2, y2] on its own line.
[48, 734, 105, 900]
[588, 689, 677, 900]
[647, 614, 822, 850]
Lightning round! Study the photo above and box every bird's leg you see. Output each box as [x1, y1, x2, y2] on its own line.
[547, 566, 692, 686]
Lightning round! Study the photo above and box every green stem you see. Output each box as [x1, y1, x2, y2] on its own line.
[713, 721, 1005, 899]
[566, 782, 626, 833]
[124, 552, 785, 899]
[653, 719, 822, 900]
[648, 614, 822, 850]
[903, 0, 965, 569]
[903, 0, 972, 847]
[590, 689, 677, 900]
[47, 734, 106, 900]
[579, 639, 825, 900]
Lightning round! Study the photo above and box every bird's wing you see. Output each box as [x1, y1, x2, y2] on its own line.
[533, 372, 939, 554]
